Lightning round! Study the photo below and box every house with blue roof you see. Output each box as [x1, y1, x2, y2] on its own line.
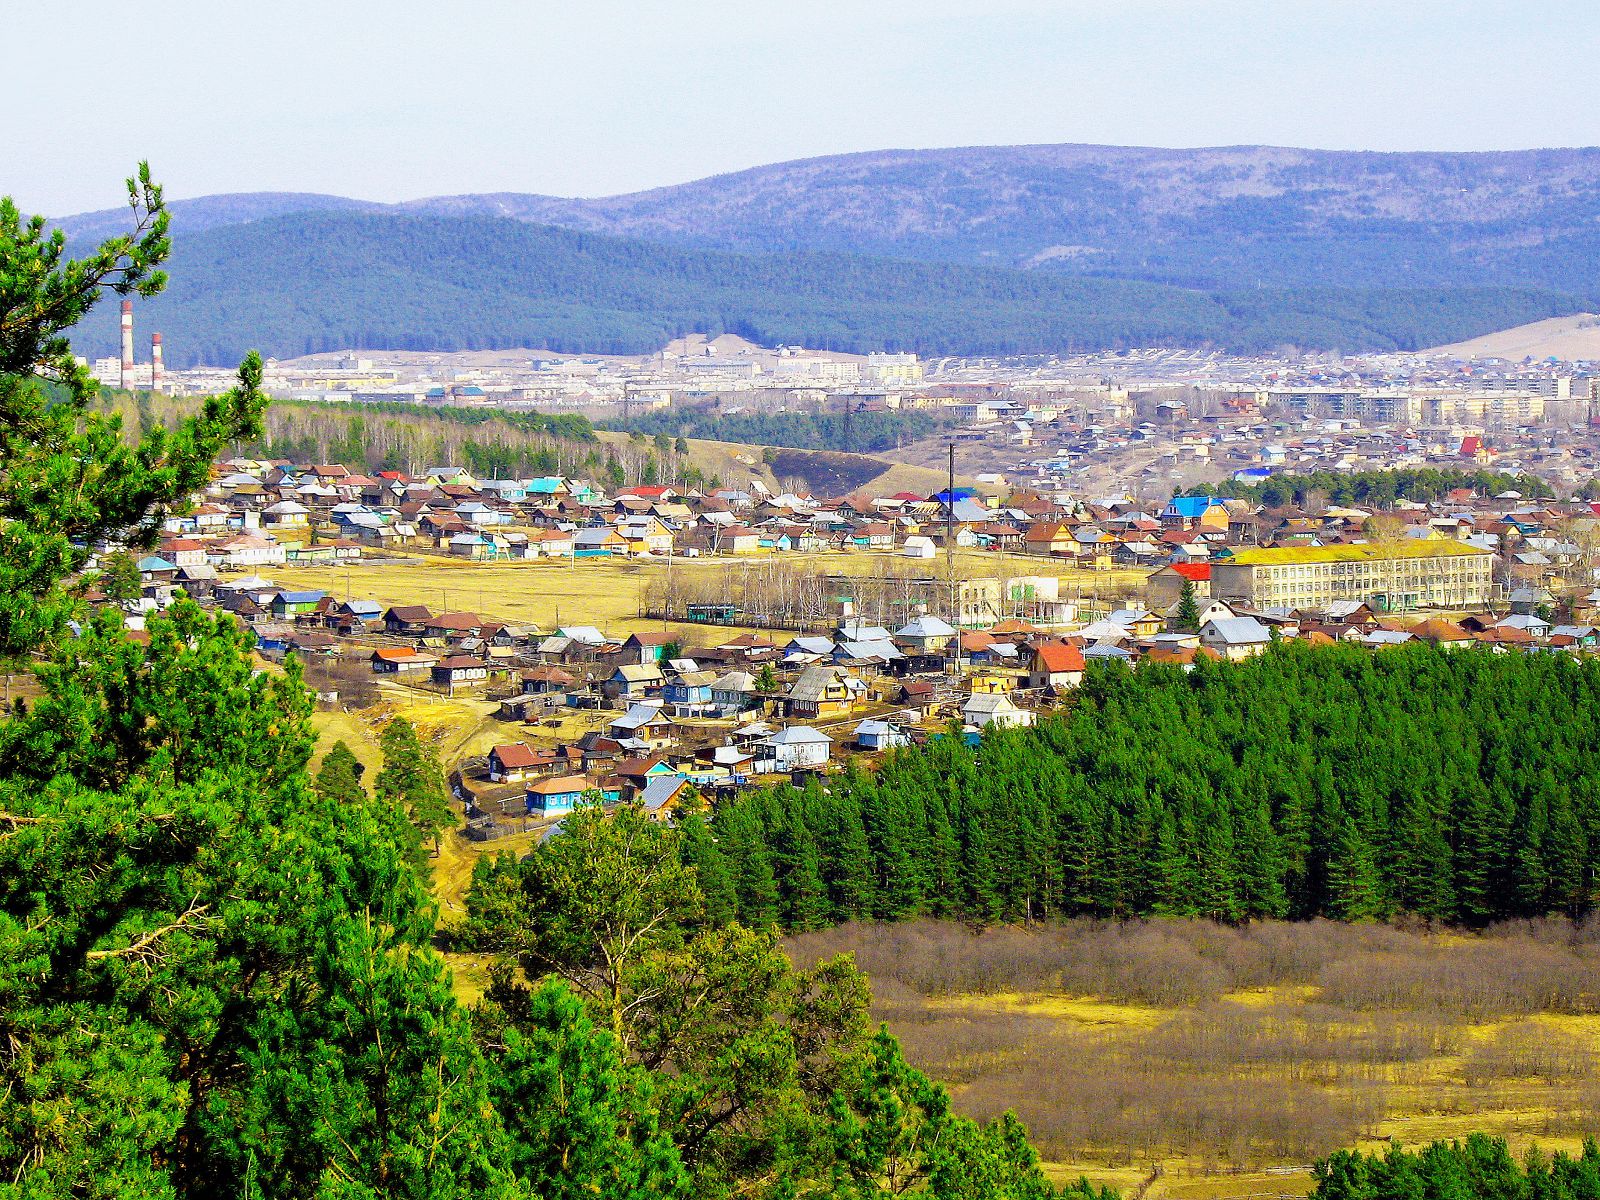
[137, 556, 178, 582]
[1162, 494, 1229, 530]
[271, 590, 326, 618]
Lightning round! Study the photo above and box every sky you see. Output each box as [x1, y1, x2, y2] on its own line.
[10, 0, 1600, 216]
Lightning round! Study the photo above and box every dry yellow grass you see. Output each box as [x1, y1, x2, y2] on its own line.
[933, 991, 1172, 1030]
[275, 548, 1153, 640]
[276, 553, 780, 640]
[913, 989, 1600, 1200]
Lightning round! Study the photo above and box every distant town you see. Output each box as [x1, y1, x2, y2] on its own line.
[95, 306, 1600, 507]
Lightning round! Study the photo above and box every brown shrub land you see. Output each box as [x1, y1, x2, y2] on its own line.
[786, 918, 1600, 1190]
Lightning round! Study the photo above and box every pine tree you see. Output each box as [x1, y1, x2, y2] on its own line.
[375, 716, 457, 862]
[814, 775, 877, 920]
[1324, 813, 1386, 922]
[1174, 578, 1202, 632]
[485, 981, 691, 1200]
[313, 740, 368, 806]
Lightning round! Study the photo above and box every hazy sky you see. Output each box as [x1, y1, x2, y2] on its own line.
[12, 0, 1599, 216]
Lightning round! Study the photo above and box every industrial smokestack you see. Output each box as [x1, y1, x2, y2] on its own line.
[119, 301, 134, 389]
[151, 333, 164, 390]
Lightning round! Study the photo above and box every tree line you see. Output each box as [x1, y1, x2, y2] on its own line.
[1311, 1135, 1600, 1200]
[1182, 467, 1555, 509]
[691, 644, 1600, 929]
[601, 404, 949, 455]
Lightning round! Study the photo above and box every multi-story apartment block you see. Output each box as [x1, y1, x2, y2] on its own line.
[1211, 541, 1494, 612]
[1416, 390, 1546, 425]
[1265, 389, 1421, 424]
[862, 353, 924, 386]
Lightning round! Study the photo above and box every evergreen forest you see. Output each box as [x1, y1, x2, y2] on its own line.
[1310, 1135, 1600, 1200]
[692, 645, 1600, 929]
[66, 210, 1584, 365]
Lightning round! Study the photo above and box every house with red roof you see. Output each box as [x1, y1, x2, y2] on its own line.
[1026, 641, 1086, 691]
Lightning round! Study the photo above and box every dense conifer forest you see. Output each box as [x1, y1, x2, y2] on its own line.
[692, 645, 1600, 929]
[67, 211, 1584, 364]
[1311, 1135, 1600, 1200]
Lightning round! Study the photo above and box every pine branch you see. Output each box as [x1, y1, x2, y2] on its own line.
[86, 896, 212, 967]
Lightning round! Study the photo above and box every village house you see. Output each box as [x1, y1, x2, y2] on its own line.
[710, 670, 760, 714]
[606, 663, 665, 700]
[574, 526, 628, 557]
[424, 612, 484, 641]
[853, 719, 911, 752]
[525, 774, 611, 817]
[608, 703, 676, 751]
[894, 615, 958, 655]
[753, 726, 833, 773]
[488, 743, 542, 783]
[607, 756, 681, 800]
[371, 646, 439, 674]
[383, 605, 434, 636]
[261, 500, 311, 529]
[521, 666, 579, 695]
[157, 538, 208, 568]
[432, 655, 489, 688]
[271, 590, 325, 619]
[211, 535, 287, 569]
[638, 774, 694, 820]
[786, 665, 865, 720]
[1146, 562, 1212, 609]
[1198, 615, 1273, 661]
[618, 632, 675, 666]
[1026, 641, 1086, 691]
[662, 669, 719, 715]
[962, 691, 1035, 729]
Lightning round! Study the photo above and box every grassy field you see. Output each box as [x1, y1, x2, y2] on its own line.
[274, 549, 1152, 639]
[787, 919, 1600, 1200]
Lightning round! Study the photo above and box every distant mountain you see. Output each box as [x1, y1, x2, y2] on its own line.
[57, 192, 391, 244]
[59, 144, 1600, 294]
[65, 210, 1582, 367]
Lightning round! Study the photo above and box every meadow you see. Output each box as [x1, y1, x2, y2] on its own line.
[272, 547, 1153, 640]
[786, 918, 1600, 1198]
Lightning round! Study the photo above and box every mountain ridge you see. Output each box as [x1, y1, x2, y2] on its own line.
[52, 142, 1600, 362]
[56, 142, 1600, 291]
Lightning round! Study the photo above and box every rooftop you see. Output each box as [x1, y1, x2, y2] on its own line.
[1223, 541, 1492, 566]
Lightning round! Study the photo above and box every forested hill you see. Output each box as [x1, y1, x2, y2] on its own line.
[438, 144, 1600, 292]
[66, 210, 1582, 365]
[57, 144, 1600, 293]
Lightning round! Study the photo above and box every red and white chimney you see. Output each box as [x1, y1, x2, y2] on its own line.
[119, 300, 134, 389]
[151, 333, 164, 390]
